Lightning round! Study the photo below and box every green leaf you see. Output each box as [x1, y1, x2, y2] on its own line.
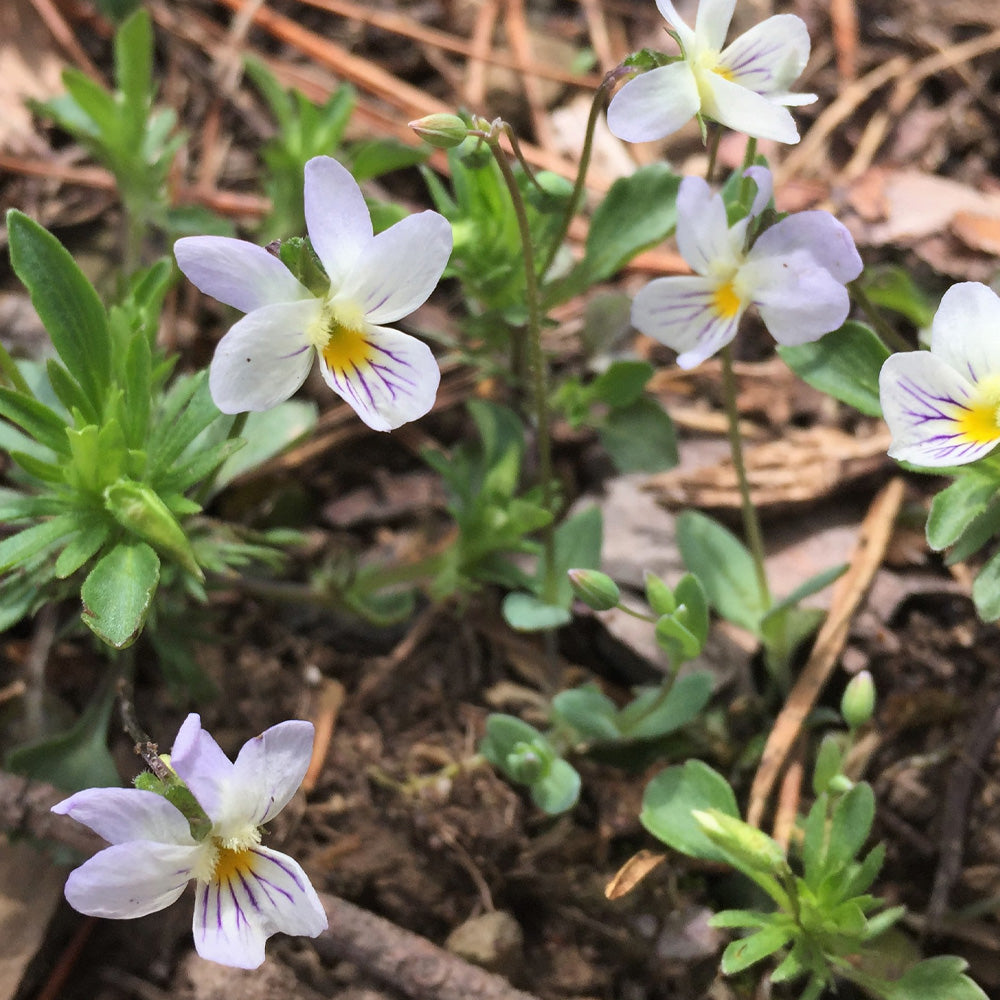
[115, 9, 153, 134]
[502, 592, 572, 631]
[763, 563, 848, 621]
[54, 516, 111, 579]
[677, 510, 767, 634]
[645, 573, 676, 616]
[887, 957, 988, 1000]
[591, 361, 654, 408]
[549, 506, 603, 607]
[5, 682, 120, 791]
[827, 782, 875, 870]
[599, 396, 678, 473]
[720, 926, 792, 974]
[0, 514, 77, 571]
[551, 684, 621, 742]
[640, 760, 739, 863]
[618, 671, 713, 740]
[926, 471, 998, 551]
[530, 757, 581, 814]
[973, 548, 1000, 621]
[80, 541, 160, 647]
[862, 266, 936, 328]
[350, 139, 428, 181]
[7, 211, 110, 412]
[0, 388, 70, 455]
[778, 321, 890, 417]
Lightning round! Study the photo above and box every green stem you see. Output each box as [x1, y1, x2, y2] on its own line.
[705, 127, 721, 183]
[538, 71, 616, 279]
[720, 345, 770, 607]
[486, 132, 558, 604]
[499, 123, 548, 198]
[850, 281, 912, 353]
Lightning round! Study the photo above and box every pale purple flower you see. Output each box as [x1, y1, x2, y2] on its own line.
[175, 156, 452, 431]
[631, 167, 862, 368]
[52, 715, 327, 969]
[880, 282, 1000, 467]
[607, 0, 816, 144]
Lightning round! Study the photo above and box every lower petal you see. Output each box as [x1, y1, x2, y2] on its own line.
[606, 63, 701, 143]
[63, 842, 201, 919]
[879, 352, 997, 467]
[698, 73, 800, 144]
[193, 847, 327, 969]
[209, 300, 320, 414]
[317, 325, 440, 432]
[631, 276, 742, 369]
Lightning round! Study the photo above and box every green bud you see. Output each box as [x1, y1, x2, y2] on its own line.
[103, 479, 203, 580]
[408, 114, 470, 148]
[644, 571, 676, 616]
[567, 568, 620, 611]
[827, 774, 854, 794]
[840, 670, 876, 729]
[506, 741, 550, 783]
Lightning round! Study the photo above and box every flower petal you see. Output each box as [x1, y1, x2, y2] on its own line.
[303, 157, 374, 289]
[339, 211, 453, 325]
[697, 72, 801, 143]
[208, 300, 320, 415]
[317, 325, 440, 432]
[694, 0, 736, 51]
[171, 713, 237, 825]
[719, 15, 812, 96]
[654, 0, 694, 46]
[880, 351, 998, 467]
[742, 166, 774, 219]
[675, 176, 738, 276]
[749, 212, 862, 284]
[63, 841, 202, 919]
[606, 62, 701, 143]
[742, 249, 851, 345]
[193, 847, 327, 969]
[52, 788, 195, 846]
[632, 275, 743, 369]
[930, 282, 1000, 383]
[230, 721, 315, 827]
[174, 237, 311, 314]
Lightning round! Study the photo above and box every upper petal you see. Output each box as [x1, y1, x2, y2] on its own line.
[605, 63, 701, 144]
[318, 324, 440, 432]
[171, 714, 237, 826]
[208, 300, 320, 415]
[63, 841, 202, 919]
[192, 847, 327, 969]
[694, 0, 736, 52]
[931, 282, 1000, 383]
[697, 73, 801, 143]
[676, 176, 738, 276]
[174, 237, 311, 314]
[339, 211, 453, 325]
[304, 157, 374, 290]
[52, 787, 196, 846]
[230, 721, 315, 827]
[654, 0, 695, 47]
[719, 15, 811, 96]
[880, 351, 997, 467]
[631, 274, 743, 369]
[749, 212, 863, 284]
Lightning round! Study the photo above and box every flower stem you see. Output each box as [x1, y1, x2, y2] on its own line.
[485, 130, 559, 604]
[850, 280, 912, 353]
[720, 345, 770, 607]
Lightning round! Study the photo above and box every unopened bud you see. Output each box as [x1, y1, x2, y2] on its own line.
[408, 114, 469, 148]
[568, 568, 620, 611]
[841, 670, 876, 729]
[507, 741, 548, 783]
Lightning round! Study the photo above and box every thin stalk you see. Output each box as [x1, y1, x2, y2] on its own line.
[720, 345, 770, 607]
[486, 134, 558, 604]
[499, 123, 549, 198]
[538, 71, 617, 278]
[704, 126, 721, 183]
[850, 280, 912, 353]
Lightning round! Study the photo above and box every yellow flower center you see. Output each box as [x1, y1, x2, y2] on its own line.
[307, 299, 371, 374]
[212, 846, 256, 884]
[192, 825, 263, 884]
[712, 280, 743, 320]
[958, 375, 1000, 445]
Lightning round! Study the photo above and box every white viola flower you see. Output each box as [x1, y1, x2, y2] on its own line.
[631, 167, 862, 369]
[607, 0, 816, 144]
[880, 282, 1000, 468]
[175, 156, 452, 431]
[51, 714, 327, 970]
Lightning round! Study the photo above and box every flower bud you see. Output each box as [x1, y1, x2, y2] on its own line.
[568, 568, 620, 611]
[506, 741, 549, 783]
[408, 114, 469, 148]
[841, 670, 876, 729]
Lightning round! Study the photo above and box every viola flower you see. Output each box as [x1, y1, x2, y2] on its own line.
[631, 167, 862, 369]
[51, 715, 327, 969]
[880, 282, 1000, 467]
[606, 0, 816, 144]
[175, 156, 452, 431]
